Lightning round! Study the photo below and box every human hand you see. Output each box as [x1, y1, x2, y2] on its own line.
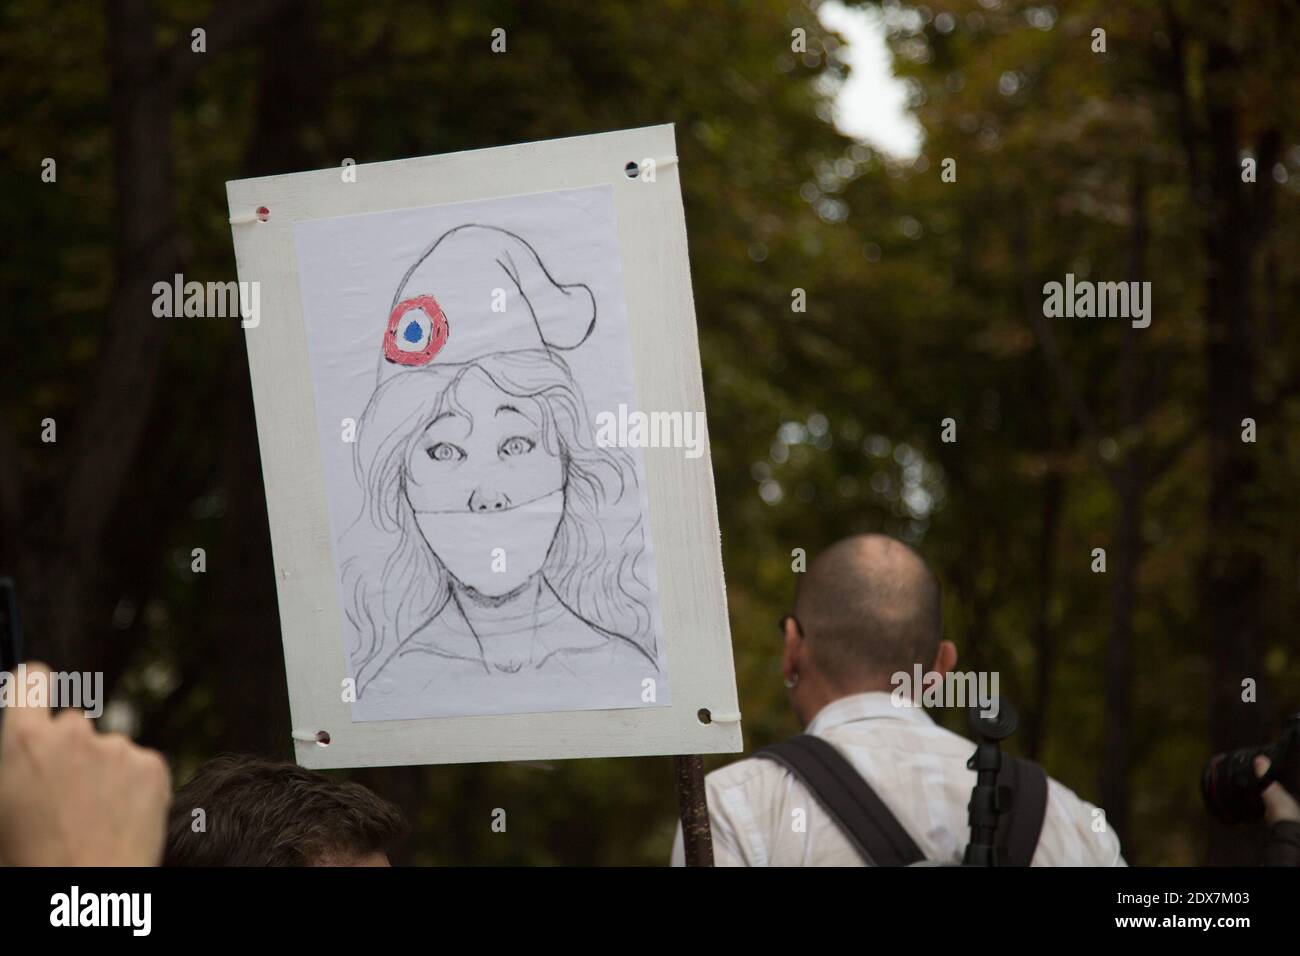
[0, 661, 172, 866]
[1255, 755, 1300, 827]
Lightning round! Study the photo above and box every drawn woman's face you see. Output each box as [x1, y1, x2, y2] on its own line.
[404, 367, 565, 595]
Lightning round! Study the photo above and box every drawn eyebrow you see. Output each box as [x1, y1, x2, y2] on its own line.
[495, 404, 535, 423]
[423, 411, 462, 431]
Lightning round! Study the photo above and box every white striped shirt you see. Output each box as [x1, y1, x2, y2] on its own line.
[671, 692, 1125, 866]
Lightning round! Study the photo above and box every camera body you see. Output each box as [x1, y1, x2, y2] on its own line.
[0, 577, 20, 738]
[1202, 714, 1300, 825]
[0, 577, 19, 676]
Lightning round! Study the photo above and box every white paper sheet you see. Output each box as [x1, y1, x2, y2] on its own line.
[293, 185, 669, 721]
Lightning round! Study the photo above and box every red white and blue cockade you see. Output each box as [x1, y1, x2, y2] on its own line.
[383, 294, 448, 367]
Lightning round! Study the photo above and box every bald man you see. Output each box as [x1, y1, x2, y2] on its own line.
[672, 534, 1124, 866]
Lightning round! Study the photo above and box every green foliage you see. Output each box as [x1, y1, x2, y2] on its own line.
[0, 0, 1296, 865]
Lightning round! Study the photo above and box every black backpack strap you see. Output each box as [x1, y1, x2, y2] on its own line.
[755, 735, 925, 866]
[997, 756, 1049, 866]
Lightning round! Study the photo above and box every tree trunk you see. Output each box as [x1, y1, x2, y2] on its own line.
[206, 0, 322, 756]
[23, 0, 179, 672]
[1098, 166, 1150, 858]
[1025, 470, 1062, 761]
[1199, 36, 1273, 865]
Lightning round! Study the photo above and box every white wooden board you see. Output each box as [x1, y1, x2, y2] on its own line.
[226, 125, 741, 767]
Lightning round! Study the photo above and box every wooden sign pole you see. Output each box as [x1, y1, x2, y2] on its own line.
[674, 754, 714, 866]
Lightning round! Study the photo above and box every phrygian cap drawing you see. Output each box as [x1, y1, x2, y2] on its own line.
[378, 224, 596, 385]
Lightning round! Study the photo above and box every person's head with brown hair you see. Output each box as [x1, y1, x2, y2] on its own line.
[164, 754, 407, 867]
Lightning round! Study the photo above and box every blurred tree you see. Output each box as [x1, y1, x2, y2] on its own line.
[0, 0, 1295, 866]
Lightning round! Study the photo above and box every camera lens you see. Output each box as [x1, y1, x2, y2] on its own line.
[1201, 749, 1266, 825]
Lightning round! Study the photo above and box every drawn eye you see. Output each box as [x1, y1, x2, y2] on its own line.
[499, 436, 535, 458]
[427, 442, 465, 462]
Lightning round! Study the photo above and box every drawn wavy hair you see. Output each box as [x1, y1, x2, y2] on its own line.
[339, 348, 656, 694]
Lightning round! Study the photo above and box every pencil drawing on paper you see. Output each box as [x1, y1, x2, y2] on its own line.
[329, 222, 664, 720]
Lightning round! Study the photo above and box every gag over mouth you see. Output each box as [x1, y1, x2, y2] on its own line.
[414, 487, 565, 517]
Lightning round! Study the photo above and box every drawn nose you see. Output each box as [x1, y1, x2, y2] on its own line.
[468, 487, 511, 512]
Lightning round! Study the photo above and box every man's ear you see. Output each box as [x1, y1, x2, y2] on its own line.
[931, 639, 957, 678]
[781, 616, 803, 683]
